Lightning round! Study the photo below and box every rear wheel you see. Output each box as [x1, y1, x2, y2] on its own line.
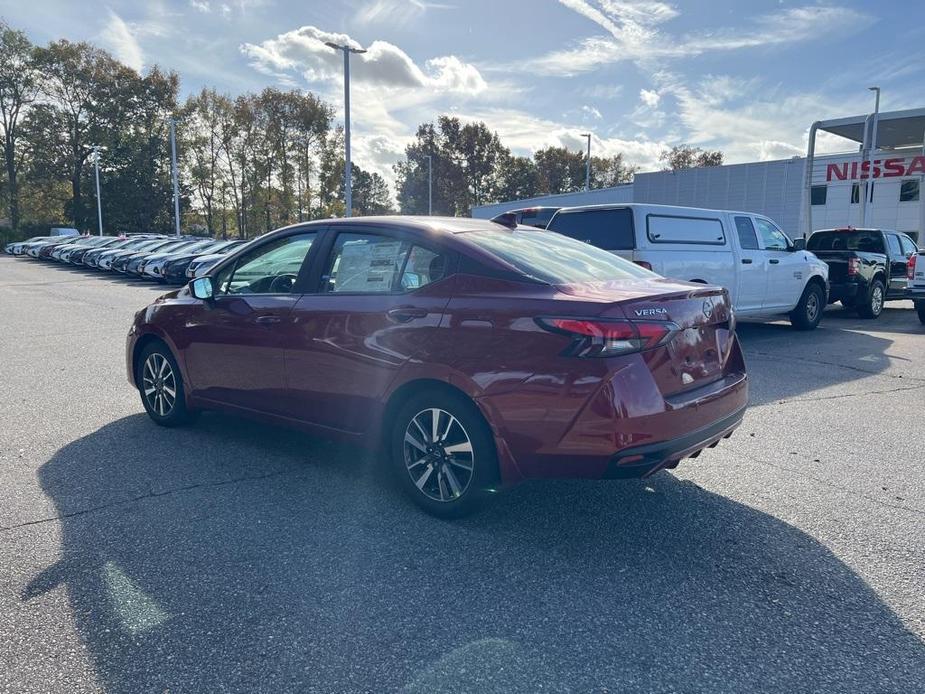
[789, 282, 825, 330]
[137, 342, 198, 427]
[916, 301, 925, 325]
[857, 278, 885, 319]
[389, 390, 497, 518]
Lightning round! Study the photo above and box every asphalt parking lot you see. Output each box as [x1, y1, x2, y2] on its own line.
[1, 255, 924, 693]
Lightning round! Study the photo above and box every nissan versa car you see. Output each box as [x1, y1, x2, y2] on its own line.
[127, 217, 748, 516]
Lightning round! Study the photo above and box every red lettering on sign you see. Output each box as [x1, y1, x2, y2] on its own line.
[883, 158, 905, 177]
[907, 156, 925, 176]
[850, 161, 858, 179]
[826, 163, 848, 181]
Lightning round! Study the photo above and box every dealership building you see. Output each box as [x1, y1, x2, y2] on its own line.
[472, 107, 925, 243]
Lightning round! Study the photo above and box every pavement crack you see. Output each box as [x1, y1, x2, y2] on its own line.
[751, 382, 925, 408]
[729, 449, 925, 517]
[0, 467, 301, 533]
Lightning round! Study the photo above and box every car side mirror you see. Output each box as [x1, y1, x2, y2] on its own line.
[190, 277, 214, 301]
[791, 238, 806, 251]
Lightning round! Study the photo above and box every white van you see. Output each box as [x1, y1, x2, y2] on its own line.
[546, 203, 829, 330]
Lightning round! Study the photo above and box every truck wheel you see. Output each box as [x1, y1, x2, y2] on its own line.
[857, 279, 885, 319]
[790, 283, 825, 330]
[916, 301, 925, 325]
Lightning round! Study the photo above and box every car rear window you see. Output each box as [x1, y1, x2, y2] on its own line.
[517, 208, 558, 229]
[464, 229, 655, 284]
[807, 231, 885, 253]
[546, 208, 635, 249]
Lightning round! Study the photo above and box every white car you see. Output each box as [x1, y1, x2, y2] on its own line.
[909, 249, 925, 324]
[545, 203, 829, 330]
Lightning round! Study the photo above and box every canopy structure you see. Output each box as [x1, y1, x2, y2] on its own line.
[802, 107, 925, 236]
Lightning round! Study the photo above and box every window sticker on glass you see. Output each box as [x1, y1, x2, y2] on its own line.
[330, 235, 409, 292]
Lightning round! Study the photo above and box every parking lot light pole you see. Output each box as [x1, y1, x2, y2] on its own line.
[325, 41, 367, 218]
[424, 154, 432, 215]
[863, 86, 880, 227]
[90, 145, 104, 236]
[581, 133, 591, 191]
[170, 117, 181, 237]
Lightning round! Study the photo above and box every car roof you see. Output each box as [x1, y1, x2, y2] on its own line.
[553, 202, 761, 217]
[319, 215, 510, 235]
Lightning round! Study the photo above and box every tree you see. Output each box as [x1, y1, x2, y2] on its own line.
[0, 22, 40, 230]
[660, 144, 724, 170]
[534, 146, 586, 195]
[496, 156, 539, 202]
[590, 153, 636, 188]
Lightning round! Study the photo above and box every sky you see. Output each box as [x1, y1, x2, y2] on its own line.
[5, 0, 925, 192]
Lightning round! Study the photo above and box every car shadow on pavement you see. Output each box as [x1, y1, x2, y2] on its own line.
[25, 413, 925, 693]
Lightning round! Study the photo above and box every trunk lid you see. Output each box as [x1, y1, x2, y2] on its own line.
[557, 279, 736, 396]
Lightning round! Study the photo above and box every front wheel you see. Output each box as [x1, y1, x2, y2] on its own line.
[790, 283, 825, 330]
[390, 390, 498, 518]
[916, 300, 925, 325]
[857, 279, 885, 319]
[137, 342, 198, 427]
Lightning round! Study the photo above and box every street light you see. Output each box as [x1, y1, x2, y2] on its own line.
[169, 117, 181, 237]
[325, 41, 367, 217]
[862, 86, 880, 227]
[423, 154, 433, 215]
[580, 133, 591, 191]
[89, 144, 106, 235]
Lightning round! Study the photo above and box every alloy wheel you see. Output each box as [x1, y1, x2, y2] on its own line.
[872, 285, 884, 314]
[402, 408, 475, 502]
[805, 292, 820, 322]
[142, 353, 177, 417]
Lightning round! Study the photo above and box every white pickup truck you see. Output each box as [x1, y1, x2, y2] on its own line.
[909, 248, 925, 324]
[545, 203, 830, 330]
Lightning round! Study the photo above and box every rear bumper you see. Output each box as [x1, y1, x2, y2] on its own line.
[604, 406, 745, 478]
[828, 281, 861, 301]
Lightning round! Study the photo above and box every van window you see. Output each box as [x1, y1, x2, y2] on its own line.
[646, 215, 725, 245]
[886, 234, 902, 258]
[734, 216, 759, 250]
[546, 208, 634, 249]
[899, 235, 918, 256]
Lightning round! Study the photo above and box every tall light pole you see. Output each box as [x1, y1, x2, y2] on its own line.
[169, 117, 181, 237]
[90, 144, 105, 235]
[861, 87, 880, 227]
[325, 41, 367, 217]
[424, 154, 432, 215]
[580, 133, 591, 191]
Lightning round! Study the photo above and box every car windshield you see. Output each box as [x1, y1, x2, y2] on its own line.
[807, 231, 886, 253]
[463, 229, 657, 284]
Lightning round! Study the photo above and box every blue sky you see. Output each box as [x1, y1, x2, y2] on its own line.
[6, 1, 925, 187]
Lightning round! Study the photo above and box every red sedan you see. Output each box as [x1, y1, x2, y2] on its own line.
[127, 217, 747, 516]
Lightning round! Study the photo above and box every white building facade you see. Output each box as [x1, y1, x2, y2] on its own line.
[472, 109, 925, 244]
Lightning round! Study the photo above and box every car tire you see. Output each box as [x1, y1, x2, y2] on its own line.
[389, 389, 497, 518]
[790, 282, 825, 330]
[916, 301, 925, 325]
[137, 341, 198, 427]
[857, 278, 885, 319]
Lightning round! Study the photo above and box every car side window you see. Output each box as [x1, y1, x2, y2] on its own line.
[400, 246, 447, 290]
[324, 233, 411, 293]
[734, 216, 759, 250]
[215, 233, 316, 295]
[755, 218, 790, 251]
[899, 235, 918, 256]
[886, 234, 902, 258]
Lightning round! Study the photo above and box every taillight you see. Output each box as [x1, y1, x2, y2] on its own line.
[634, 260, 653, 270]
[848, 257, 860, 276]
[908, 254, 917, 280]
[537, 317, 678, 357]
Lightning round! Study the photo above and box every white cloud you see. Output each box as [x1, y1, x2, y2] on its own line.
[100, 10, 144, 72]
[521, 2, 872, 75]
[241, 25, 486, 94]
[189, 0, 211, 12]
[581, 105, 603, 119]
[639, 89, 660, 108]
[356, 0, 455, 27]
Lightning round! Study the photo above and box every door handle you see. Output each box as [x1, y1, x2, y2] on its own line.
[254, 314, 282, 326]
[387, 307, 428, 323]
[741, 258, 753, 264]
[769, 259, 780, 264]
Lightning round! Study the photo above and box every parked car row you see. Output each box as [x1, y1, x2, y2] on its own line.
[5, 232, 248, 283]
[496, 204, 922, 326]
